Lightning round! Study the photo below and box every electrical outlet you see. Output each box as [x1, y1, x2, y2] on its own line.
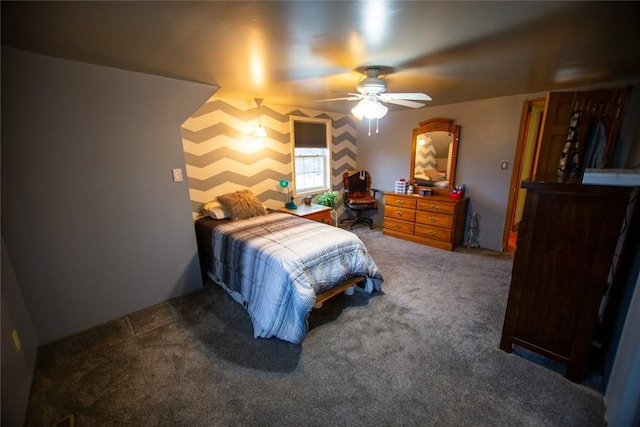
[12, 329, 21, 351]
[172, 168, 183, 182]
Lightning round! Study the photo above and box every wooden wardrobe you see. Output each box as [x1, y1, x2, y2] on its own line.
[499, 174, 632, 382]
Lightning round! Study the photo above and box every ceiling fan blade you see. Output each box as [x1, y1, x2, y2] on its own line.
[314, 92, 362, 102]
[382, 98, 426, 108]
[314, 96, 362, 102]
[381, 92, 433, 101]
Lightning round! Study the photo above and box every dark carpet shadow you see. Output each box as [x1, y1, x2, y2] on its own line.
[167, 281, 303, 373]
[455, 245, 515, 259]
[511, 346, 604, 393]
[307, 286, 381, 331]
[166, 279, 381, 373]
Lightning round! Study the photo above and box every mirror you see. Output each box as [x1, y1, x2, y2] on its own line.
[410, 118, 460, 194]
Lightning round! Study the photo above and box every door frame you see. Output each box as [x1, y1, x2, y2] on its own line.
[501, 98, 545, 252]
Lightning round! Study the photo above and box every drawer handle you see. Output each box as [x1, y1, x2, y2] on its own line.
[428, 230, 436, 236]
[395, 223, 402, 228]
[430, 217, 438, 222]
[396, 200, 404, 205]
[395, 211, 403, 216]
[431, 204, 439, 210]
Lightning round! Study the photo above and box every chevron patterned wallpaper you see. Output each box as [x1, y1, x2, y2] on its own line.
[181, 97, 358, 218]
[415, 141, 438, 174]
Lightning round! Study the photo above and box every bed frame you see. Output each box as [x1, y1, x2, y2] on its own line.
[313, 275, 365, 307]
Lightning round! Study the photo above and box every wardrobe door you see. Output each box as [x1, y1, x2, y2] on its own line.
[534, 87, 629, 174]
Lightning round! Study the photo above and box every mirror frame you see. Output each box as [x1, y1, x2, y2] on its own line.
[410, 118, 460, 195]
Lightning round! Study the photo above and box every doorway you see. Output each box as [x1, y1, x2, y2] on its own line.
[502, 98, 545, 253]
[502, 87, 629, 253]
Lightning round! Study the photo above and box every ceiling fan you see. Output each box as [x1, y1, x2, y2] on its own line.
[315, 67, 432, 134]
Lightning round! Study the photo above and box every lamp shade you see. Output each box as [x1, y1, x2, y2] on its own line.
[255, 125, 267, 138]
[279, 179, 289, 189]
[351, 99, 388, 120]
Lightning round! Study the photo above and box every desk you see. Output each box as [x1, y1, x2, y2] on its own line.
[278, 203, 333, 225]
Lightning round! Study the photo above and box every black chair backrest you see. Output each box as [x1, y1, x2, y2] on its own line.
[343, 170, 371, 199]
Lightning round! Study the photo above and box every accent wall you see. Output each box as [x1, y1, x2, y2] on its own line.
[181, 97, 358, 217]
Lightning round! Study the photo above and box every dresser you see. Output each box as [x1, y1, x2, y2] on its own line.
[383, 192, 469, 251]
[499, 175, 632, 382]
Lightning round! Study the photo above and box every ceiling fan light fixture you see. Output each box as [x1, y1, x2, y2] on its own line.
[316, 66, 429, 135]
[369, 101, 388, 119]
[351, 102, 365, 120]
[352, 98, 388, 136]
[351, 98, 388, 120]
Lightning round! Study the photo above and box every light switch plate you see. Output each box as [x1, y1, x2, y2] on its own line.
[172, 168, 183, 182]
[500, 160, 509, 170]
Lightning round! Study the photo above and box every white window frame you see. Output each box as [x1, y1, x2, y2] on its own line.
[290, 116, 332, 197]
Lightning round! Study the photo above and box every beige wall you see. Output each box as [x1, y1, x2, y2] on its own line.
[1, 48, 215, 345]
[355, 94, 543, 251]
[356, 83, 640, 251]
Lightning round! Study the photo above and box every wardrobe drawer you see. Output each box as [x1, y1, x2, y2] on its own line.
[384, 218, 415, 234]
[384, 205, 416, 222]
[415, 224, 452, 242]
[415, 211, 454, 229]
[386, 195, 417, 210]
[416, 199, 456, 215]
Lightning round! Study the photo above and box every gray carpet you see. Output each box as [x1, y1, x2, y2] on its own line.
[25, 226, 605, 426]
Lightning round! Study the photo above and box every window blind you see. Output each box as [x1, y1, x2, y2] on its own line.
[294, 121, 327, 148]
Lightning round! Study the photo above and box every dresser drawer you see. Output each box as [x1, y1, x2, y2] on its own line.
[384, 205, 416, 222]
[415, 211, 454, 229]
[416, 198, 456, 215]
[386, 195, 417, 210]
[384, 218, 415, 234]
[415, 224, 452, 242]
[303, 210, 332, 224]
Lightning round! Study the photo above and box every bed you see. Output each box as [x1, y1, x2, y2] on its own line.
[414, 168, 449, 188]
[413, 175, 450, 188]
[194, 210, 383, 344]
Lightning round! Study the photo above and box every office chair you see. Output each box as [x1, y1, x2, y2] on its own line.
[341, 170, 378, 229]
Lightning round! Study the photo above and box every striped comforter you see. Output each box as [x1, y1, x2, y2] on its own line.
[198, 212, 383, 343]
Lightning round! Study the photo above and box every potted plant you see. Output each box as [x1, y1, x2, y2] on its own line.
[315, 190, 341, 208]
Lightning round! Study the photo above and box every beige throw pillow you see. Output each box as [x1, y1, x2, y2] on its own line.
[423, 168, 444, 181]
[202, 200, 230, 219]
[217, 189, 267, 220]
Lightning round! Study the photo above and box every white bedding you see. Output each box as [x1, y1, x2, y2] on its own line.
[414, 173, 449, 188]
[201, 212, 383, 343]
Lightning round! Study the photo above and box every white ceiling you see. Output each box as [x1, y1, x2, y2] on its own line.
[3, 1, 640, 114]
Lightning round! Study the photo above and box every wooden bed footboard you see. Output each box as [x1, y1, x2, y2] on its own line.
[315, 275, 365, 306]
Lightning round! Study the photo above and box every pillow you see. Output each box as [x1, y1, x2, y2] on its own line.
[423, 168, 444, 181]
[217, 189, 267, 220]
[202, 200, 230, 219]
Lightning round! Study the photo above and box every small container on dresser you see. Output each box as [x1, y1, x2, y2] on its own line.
[383, 192, 469, 251]
[395, 180, 408, 194]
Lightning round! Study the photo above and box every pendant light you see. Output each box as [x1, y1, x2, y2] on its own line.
[254, 98, 267, 138]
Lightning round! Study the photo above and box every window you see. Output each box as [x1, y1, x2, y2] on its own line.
[290, 116, 332, 196]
